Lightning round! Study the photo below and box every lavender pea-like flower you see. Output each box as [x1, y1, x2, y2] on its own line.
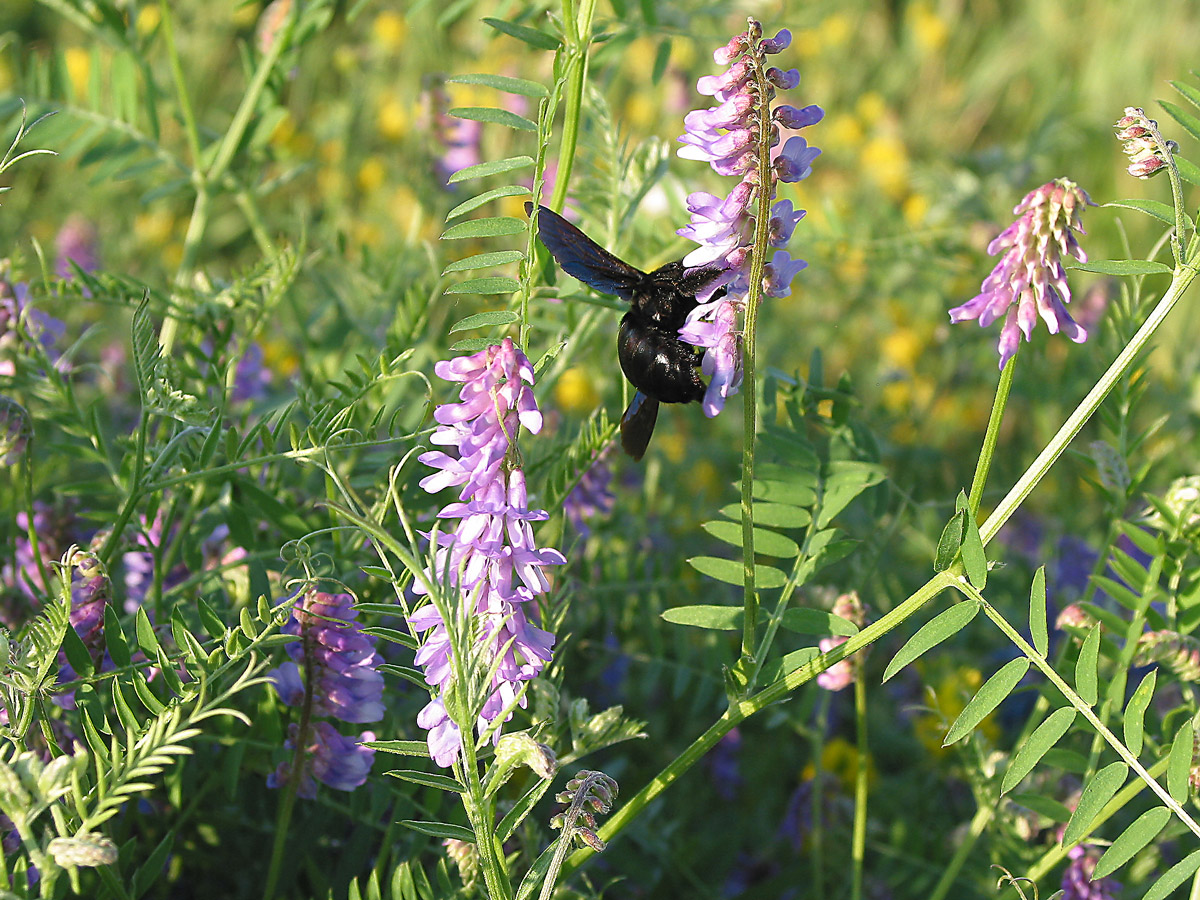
[412, 338, 562, 767]
[675, 20, 823, 417]
[949, 178, 1092, 370]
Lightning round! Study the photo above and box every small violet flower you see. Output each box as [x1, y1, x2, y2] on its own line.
[1061, 844, 1119, 900]
[413, 337, 563, 767]
[564, 447, 616, 537]
[949, 178, 1092, 370]
[676, 20, 823, 417]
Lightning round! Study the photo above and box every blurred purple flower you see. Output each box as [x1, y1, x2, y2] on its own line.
[0, 278, 65, 376]
[564, 447, 615, 537]
[54, 215, 99, 280]
[949, 178, 1092, 370]
[55, 550, 111, 709]
[412, 337, 563, 767]
[708, 727, 743, 802]
[122, 513, 187, 613]
[269, 590, 385, 724]
[816, 592, 866, 692]
[675, 20, 822, 416]
[0, 396, 30, 465]
[3, 501, 77, 608]
[1062, 844, 1119, 900]
[429, 84, 482, 186]
[267, 721, 376, 799]
[232, 342, 272, 403]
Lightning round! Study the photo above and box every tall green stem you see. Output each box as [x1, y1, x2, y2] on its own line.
[851, 671, 868, 900]
[966, 347, 1017, 519]
[980, 264, 1196, 546]
[736, 45, 777, 671]
[547, 0, 595, 216]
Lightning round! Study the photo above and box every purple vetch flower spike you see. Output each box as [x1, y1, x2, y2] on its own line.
[412, 338, 562, 766]
[675, 18, 823, 416]
[949, 178, 1093, 370]
[269, 589, 385, 724]
[268, 721, 376, 798]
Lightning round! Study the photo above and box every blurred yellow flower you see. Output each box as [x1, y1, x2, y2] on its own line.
[163, 241, 184, 269]
[334, 45, 359, 73]
[824, 113, 864, 152]
[64, 47, 90, 99]
[903, 193, 930, 227]
[136, 5, 161, 35]
[820, 14, 852, 49]
[882, 327, 924, 371]
[658, 431, 685, 463]
[261, 337, 300, 378]
[352, 221, 383, 248]
[624, 91, 657, 131]
[908, 2, 949, 55]
[688, 459, 719, 496]
[914, 666, 1000, 757]
[372, 11, 407, 50]
[861, 134, 910, 200]
[792, 27, 821, 58]
[671, 38, 696, 71]
[881, 373, 935, 415]
[855, 92, 887, 128]
[377, 95, 410, 141]
[357, 156, 387, 193]
[817, 398, 834, 418]
[800, 737, 876, 792]
[134, 209, 175, 247]
[554, 367, 599, 414]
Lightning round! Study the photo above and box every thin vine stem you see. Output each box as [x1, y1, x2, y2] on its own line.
[966, 345, 1018, 520]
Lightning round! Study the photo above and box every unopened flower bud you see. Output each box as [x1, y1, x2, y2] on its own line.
[48, 832, 118, 867]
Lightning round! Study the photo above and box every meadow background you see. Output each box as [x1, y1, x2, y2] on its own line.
[2, 0, 1200, 898]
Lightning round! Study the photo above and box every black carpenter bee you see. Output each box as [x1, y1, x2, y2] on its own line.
[528, 203, 726, 460]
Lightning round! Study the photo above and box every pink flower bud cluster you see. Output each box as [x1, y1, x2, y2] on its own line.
[1115, 107, 1177, 179]
[413, 338, 563, 767]
[675, 19, 823, 417]
[949, 178, 1092, 370]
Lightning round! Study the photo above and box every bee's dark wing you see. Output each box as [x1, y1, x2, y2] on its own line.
[529, 203, 644, 299]
[619, 391, 659, 461]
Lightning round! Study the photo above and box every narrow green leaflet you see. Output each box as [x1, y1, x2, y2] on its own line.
[1062, 761, 1128, 845]
[398, 820, 476, 843]
[1010, 793, 1072, 822]
[934, 509, 967, 572]
[816, 461, 885, 528]
[386, 770, 466, 793]
[1161, 99, 1200, 143]
[1173, 78, 1200, 111]
[363, 740, 431, 758]
[443, 276, 521, 295]
[883, 600, 977, 682]
[1001, 707, 1076, 794]
[660, 605, 741, 631]
[446, 186, 531, 220]
[758, 647, 821, 684]
[1075, 625, 1101, 706]
[1104, 199, 1191, 228]
[482, 17, 561, 50]
[1167, 720, 1194, 803]
[1069, 259, 1173, 276]
[779, 609, 859, 637]
[1030, 566, 1048, 656]
[960, 511, 987, 589]
[449, 310, 520, 334]
[1123, 669, 1157, 756]
[447, 155, 534, 184]
[688, 557, 787, 589]
[701, 521, 800, 558]
[944, 658, 1029, 745]
[441, 217, 526, 240]
[1143, 849, 1200, 900]
[1094, 807, 1171, 879]
[449, 106, 537, 132]
[442, 250, 524, 274]
[446, 73, 548, 98]
[720, 501, 811, 528]
[1177, 154, 1200, 187]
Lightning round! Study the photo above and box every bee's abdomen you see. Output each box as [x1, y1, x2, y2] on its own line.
[617, 312, 705, 404]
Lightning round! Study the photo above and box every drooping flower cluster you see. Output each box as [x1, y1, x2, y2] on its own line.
[1061, 844, 1120, 900]
[816, 591, 866, 692]
[949, 178, 1092, 370]
[675, 20, 823, 417]
[413, 337, 563, 767]
[267, 589, 383, 797]
[1115, 107, 1177, 179]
